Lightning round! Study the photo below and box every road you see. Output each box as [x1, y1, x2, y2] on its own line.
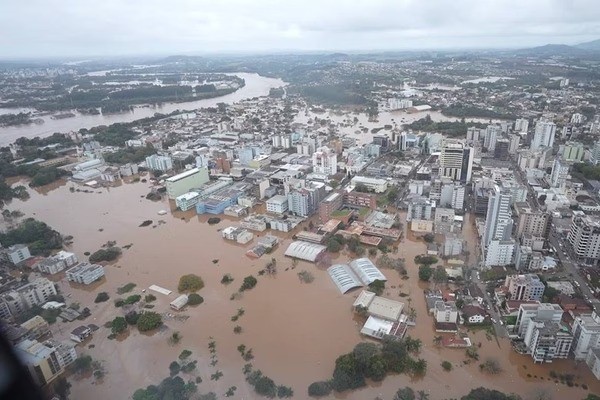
[470, 269, 509, 340]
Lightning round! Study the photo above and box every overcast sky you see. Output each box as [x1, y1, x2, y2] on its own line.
[1, 0, 600, 59]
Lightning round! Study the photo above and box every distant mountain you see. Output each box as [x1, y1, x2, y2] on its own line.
[575, 39, 600, 51]
[515, 43, 591, 57]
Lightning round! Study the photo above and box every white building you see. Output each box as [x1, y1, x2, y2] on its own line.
[407, 196, 434, 222]
[586, 347, 600, 380]
[175, 191, 201, 211]
[434, 301, 458, 324]
[170, 294, 189, 311]
[485, 239, 515, 267]
[515, 302, 563, 338]
[15, 339, 64, 385]
[4, 244, 32, 265]
[266, 195, 289, 214]
[439, 140, 474, 183]
[567, 212, 600, 266]
[35, 251, 78, 275]
[550, 158, 570, 189]
[221, 226, 254, 244]
[523, 319, 573, 363]
[591, 142, 600, 165]
[483, 185, 513, 247]
[484, 125, 500, 152]
[531, 120, 556, 151]
[515, 118, 529, 133]
[66, 263, 105, 285]
[572, 310, 600, 360]
[145, 154, 173, 172]
[350, 176, 388, 193]
[165, 167, 210, 200]
[504, 274, 546, 301]
[1, 278, 58, 316]
[312, 146, 337, 176]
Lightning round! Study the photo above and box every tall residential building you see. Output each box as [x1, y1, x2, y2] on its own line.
[318, 192, 343, 222]
[484, 239, 515, 267]
[504, 274, 546, 301]
[592, 142, 600, 165]
[523, 319, 573, 363]
[312, 146, 337, 176]
[15, 339, 65, 386]
[514, 203, 551, 240]
[438, 140, 474, 183]
[237, 147, 254, 166]
[571, 310, 600, 360]
[484, 125, 500, 152]
[531, 120, 556, 151]
[515, 302, 563, 338]
[562, 142, 585, 162]
[287, 183, 325, 217]
[515, 118, 529, 133]
[66, 263, 105, 285]
[494, 138, 510, 160]
[1, 278, 57, 316]
[508, 134, 521, 154]
[145, 154, 173, 172]
[466, 127, 482, 143]
[166, 167, 210, 199]
[567, 212, 600, 266]
[550, 158, 570, 189]
[483, 185, 513, 246]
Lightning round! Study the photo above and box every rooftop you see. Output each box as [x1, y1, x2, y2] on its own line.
[166, 168, 202, 182]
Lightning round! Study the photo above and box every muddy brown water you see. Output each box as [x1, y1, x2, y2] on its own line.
[4, 178, 599, 399]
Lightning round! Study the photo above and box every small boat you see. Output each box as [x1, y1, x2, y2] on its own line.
[157, 210, 167, 215]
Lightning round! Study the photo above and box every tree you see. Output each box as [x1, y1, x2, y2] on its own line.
[308, 381, 332, 397]
[405, 337, 422, 354]
[394, 387, 415, 400]
[89, 246, 121, 262]
[188, 293, 204, 305]
[353, 342, 379, 366]
[411, 358, 427, 375]
[441, 361, 452, 371]
[53, 377, 71, 399]
[479, 358, 502, 374]
[366, 354, 387, 381]
[137, 312, 162, 332]
[417, 391, 430, 400]
[461, 387, 521, 400]
[433, 335, 443, 347]
[178, 274, 204, 293]
[418, 265, 433, 281]
[277, 385, 294, 398]
[432, 266, 448, 283]
[239, 275, 258, 291]
[72, 355, 93, 375]
[542, 285, 560, 302]
[423, 233, 434, 243]
[455, 298, 465, 309]
[327, 237, 343, 252]
[368, 279, 385, 295]
[111, 316, 127, 334]
[331, 353, 365, 392]
[94, 292, 109, 303]
[254, 376, 277, 398]
[169, 361, 181, 376]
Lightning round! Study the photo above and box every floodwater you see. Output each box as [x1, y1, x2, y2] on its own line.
[294, 109, 503, 146]
[0, 73, 286, 146]
[5, 179, 600, 400]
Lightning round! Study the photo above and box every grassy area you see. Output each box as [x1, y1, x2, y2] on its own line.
[504, 315, 517, 325]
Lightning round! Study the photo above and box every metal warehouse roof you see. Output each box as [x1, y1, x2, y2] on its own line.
[349, 258, 387, 285]
[284, 241, 326, 262]
[327, 264, 363, 294]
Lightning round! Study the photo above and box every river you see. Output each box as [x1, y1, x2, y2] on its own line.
[0, 73, 285, 146]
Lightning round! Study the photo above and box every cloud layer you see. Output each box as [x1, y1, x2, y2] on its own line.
[1, 0, 600, 58]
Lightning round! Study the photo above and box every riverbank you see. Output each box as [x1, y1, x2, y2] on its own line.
[0, 73, 286, 146]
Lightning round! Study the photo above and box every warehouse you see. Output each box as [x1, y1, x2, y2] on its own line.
[284, 241, 327, 262]
[327, 264, 363, 294]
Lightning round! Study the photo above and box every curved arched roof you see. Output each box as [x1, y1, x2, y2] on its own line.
[327, 264, 362, 294]
[284, 241, 326, 262]
[349, 258, 387, 285]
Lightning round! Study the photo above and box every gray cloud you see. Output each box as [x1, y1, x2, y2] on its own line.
[1, 0, 599, 58]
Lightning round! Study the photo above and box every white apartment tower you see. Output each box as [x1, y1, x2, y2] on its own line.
[550, 158, 570, 189]
[312, 146, 337, 176]
[483, 185, 513, 246]
[531, 120, 556, 151]
[567, 212, 600, 266]
[438, 140, 474, 183]
[484, 125, 500, 152]
[515, 118, 529, 133]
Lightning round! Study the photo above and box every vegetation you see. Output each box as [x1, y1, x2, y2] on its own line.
[89, 246, 122, 262]
[244, 365, 293, 398]
[418, 265, 433, 281]
[111, 317, 127, 334]
[0, 218, 62, 256]
[179, 350, 192, 360]
[124, 294, 141, 305]
[132, 376, 198, 400]
[221, 274, 234, 284]
[479, 358, 502, 374]
[178, 274, 204, 293]
[312, 338, 426, 393]
[137, 312, 162, 332]
[406, 115, 486, 137]
[441, 361, 452, 371]
[117, 282, 136, 294]
[30, 168, 69, 187]
[308, 381, 332, 397]
[144, 294, 156, 303]
[125, 311, 140, 325]
[103, 144, 156, 165]
[207, 217, 221, 225]
[239, 275, 258, 291]
[433, 266, 448, 283]
[368, 279, 385, 295]
[393, 387, 415, 400]
[327, 237, 343, 252]
[187, 293, 204, 306]
[94, 292, 110, 303]
[93, 124, 137, 147]
[414, 255, 438, 266]
[71, 355, 93, 375]
[461, 387, 521, 400]
[442, 105, 516, 120]
[376, 254, 407, 276]
[297, 270, 315, 283]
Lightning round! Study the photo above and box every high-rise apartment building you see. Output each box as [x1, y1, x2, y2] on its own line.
[531, 120, 556, 151]
[567, 212, 600, 266]
[312, 146, 337, 175]
[571, 310, 600, 360]
[504, 274, 546, 301]
[515, 118, 529, 133]
[550, 158, 570, 188]
[438, 140, 474, 183]
[514, 202, 551, 240]
[145, 154, 173, 172]
[483, 185, 513, 246]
